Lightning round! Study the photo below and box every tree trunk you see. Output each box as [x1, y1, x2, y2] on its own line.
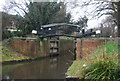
[117, 1, 120, 37]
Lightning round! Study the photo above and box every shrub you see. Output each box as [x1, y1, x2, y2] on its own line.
[84, 60, 119, 80]
[84, 41, 119, 80]
[11, 30, 26, 37]
[2, 30, 12, 39]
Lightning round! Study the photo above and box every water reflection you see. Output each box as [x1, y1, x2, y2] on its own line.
[2, 52, 74, 79]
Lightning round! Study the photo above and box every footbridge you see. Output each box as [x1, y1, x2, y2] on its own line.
[34, 23, 100, 38]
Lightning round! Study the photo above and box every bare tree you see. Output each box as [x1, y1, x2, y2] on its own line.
[77, 0, 117, 18]
[3, 0, 29, 16]
[101, 16, 117, 37]
[68, 0, 119, 37]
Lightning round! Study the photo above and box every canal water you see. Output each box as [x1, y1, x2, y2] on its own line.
[2, 52, 74, 79]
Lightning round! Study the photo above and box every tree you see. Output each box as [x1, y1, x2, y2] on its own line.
[25, 2, 71, 34]
[3, 1, 71, 34]
[1, 12, 18, 39]
[75, 16, 88, 28]
[117, 1, 120, 37]
[66, 1, 117, 22]
[71, 16, 88, 33]
[64, 13, 72, 23]
[102, 16, 117, 37]
[70, 0, 118, 37]
[77, 0, 117, 19]
[97, 23, 113, 37]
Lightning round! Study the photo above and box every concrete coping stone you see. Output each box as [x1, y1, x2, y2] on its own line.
[77, 38, 120, 42]
[13, 37, 38, 40]
[66, 76, 79, 78]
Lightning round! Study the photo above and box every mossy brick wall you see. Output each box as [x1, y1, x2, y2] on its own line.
[41, 39, 49, 56]
[11, 38, 119, 59]
[76, 38, 118, 60]
[11, 38, 41, 57]
[11, 38, 75, 57]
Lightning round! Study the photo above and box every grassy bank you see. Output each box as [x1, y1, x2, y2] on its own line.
[0, 45, 30, 62]
[66, 41, 119, 80]
[0, 39, 30, 62]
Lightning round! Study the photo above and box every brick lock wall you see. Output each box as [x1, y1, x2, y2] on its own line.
[76, 38, 106, 60]
[11, 38, 40, 57]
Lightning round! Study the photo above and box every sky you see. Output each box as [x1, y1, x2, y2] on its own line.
[0, 0, 112, 29]
[66, 2, 101, 29]
[0, 0, 5, 11]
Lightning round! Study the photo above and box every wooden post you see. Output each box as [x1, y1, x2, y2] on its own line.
[74, 38, 77, 60]
[82, 29, 85, 35]
[80, 39, 83, 58]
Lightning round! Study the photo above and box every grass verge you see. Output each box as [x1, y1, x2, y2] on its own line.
[66, 41, 119, 80]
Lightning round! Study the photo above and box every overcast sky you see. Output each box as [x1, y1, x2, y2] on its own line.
[0, 0, 5, 11]
[0, 0, 109, 29]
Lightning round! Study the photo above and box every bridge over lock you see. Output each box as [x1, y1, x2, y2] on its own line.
[32, 23, 101, 56]
[11, 23, 101, 59]
[35, 23, 99, 38]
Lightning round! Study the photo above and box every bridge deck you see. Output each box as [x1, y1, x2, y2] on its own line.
[39, 32, 96, 38]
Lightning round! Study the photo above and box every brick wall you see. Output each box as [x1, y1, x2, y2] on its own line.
[11, 38, 75, 57]
[11, 38, 41, 57]
[76, 38, 114, 60]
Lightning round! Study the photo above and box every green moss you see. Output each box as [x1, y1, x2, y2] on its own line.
[59, 37, 74, 39]
[40, 41, 43, 46]
[0, 45, 30, 62]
